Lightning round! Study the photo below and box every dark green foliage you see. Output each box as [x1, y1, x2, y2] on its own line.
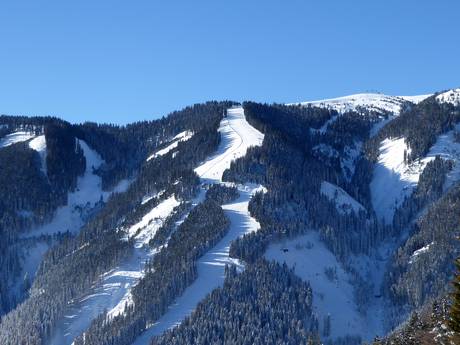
[151, 260, 316, 345]
[393, 156, 452, 231]
[205, 184, 239, 204]
[373, 298, 452, 345]
[449, 257, 460, 334]
[0, 142, 53, 230]
[384, 184, 460, 324]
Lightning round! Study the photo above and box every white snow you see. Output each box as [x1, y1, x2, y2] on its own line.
[194, 107, 264, 182]
[371, 123, 460, 224]
[370, 138, 415, 224]
[399, 94, 432, 104]
[409, 242, 434, 264]
[293, 93, 430, 114]
[0, 131, 35, 148]
[141, 190, 165, 205]
[293, 93, 431, 137]
[28, 135, 47, 173]
[265, 232, 379, 341]
[146, 131, 193, 161]
[126, 195, 180, 247]
[321, 181, 365, 215]
[436, 88, 460, 105]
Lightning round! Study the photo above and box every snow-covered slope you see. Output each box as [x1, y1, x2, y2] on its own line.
[132, 107, 265, 342]
[133, 184, 263, 344]
[22, 140, 108, 238]
[12, 141, 131, 324]
[194, 107, 264, 182]
[146, 131, 194, 161]
[0, 131, 35, 148]
[436, 88, 460, 105]
[321, 181, 365, 215]
[265, 232, 382, 342]
[293, 93, 430, 114]
[50, 107, 265, 345]
[370, 123, 460, 224]
[49, 195, 179, 345]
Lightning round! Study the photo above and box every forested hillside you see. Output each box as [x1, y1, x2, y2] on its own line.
[0, 90, 459, 345]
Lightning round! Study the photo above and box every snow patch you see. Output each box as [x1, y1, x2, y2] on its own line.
[409, 242, 434, 264]
[126, 195, 180, 247]
[29, 135, 47, 174]
[22, 140, 106, 238]
[147, 131, 193, 161]
[265, 232, 378, 341]
[0, 131, 35, 148]
[321, 181, 365, 215]
[371, 124, 460, 224]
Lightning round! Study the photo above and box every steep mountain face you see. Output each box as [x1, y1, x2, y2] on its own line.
[0, 91, 459, 345]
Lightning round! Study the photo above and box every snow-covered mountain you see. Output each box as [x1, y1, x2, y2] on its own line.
[292, 92, 431, 114]
[0, 89, 459, 345]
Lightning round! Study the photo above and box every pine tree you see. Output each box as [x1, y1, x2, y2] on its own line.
[450, 257, 460, 338]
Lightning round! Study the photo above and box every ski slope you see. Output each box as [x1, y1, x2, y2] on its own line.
[50, 106, 264, 345]
[371, 123, 460, 224]
[133, 184, 263, 344]
[48, 196, 179, 345]
[16, 141, 130, 296]
[195, 107, 264, 182]
[133, 107, 265, 343]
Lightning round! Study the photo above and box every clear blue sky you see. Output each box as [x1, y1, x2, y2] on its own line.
[0, 0, 459, 124]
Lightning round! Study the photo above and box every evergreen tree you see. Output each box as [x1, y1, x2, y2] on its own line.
[449, 257, 460, 336]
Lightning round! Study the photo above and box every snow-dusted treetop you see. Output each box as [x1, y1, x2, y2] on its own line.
[436, 88, 460, 105]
